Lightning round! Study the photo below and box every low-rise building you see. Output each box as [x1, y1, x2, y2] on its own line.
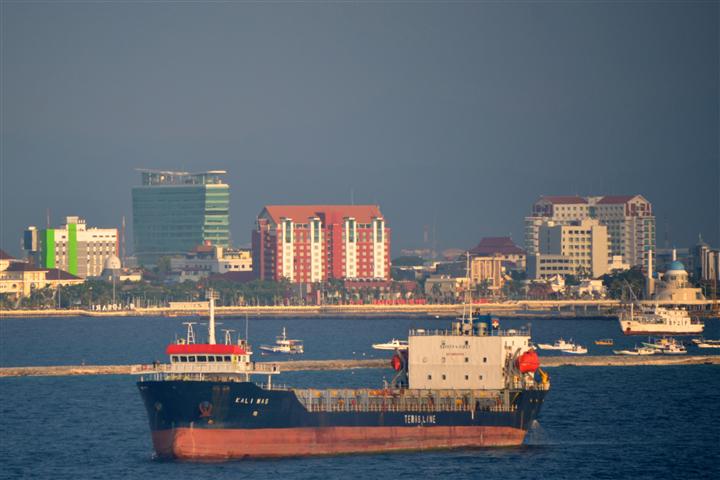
[169, 244, 252, 282]
[24, 216, 118, 278]
[470, 256, 504, 292]
[0, 250, 83, 299]
[425, 275, 471, 300]
[469, 237, 526, 271]
[526, 254, 574, 279]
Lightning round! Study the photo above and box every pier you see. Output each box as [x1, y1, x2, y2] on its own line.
[1, 356, 718, 378]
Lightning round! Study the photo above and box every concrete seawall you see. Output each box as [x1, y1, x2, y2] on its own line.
[1, 356, 718, 378]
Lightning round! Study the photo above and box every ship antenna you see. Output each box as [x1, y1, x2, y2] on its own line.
[222, 328, 235, 345]
[245, 312, 249, 344]
[183, 322, 197, 344]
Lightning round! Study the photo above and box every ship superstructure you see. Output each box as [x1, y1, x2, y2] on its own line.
[134, 290, 549, 460]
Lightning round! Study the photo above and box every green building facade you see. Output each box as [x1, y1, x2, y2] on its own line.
[132, 170, 230, 265]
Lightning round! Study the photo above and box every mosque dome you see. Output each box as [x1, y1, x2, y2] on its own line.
[666, 261, 686, 273]
[104, 255, 122, 270]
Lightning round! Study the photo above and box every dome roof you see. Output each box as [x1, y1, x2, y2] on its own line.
[104, 255, 122, 270]
[666, 261, 686, 272]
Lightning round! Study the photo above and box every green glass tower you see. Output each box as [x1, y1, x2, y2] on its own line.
[132, 170, 230, 265]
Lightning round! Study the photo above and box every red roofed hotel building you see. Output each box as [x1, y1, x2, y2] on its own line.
[525, 195, 655, 268]
[252, 205, 390, 282]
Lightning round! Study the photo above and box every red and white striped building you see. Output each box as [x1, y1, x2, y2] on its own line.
[252, 205, 391, 283]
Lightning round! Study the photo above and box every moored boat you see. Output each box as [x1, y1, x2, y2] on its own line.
[259, 327, 304, 354]
[560, 344, 587, 355]
[594, 339, 614, 346]
[537, 338, 574, 350]
[618, 302, 703, 336]
[642, 337, 687, 354]
[613, 346, 657, 356]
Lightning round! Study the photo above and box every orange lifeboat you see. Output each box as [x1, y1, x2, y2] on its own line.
[515, 349, 540, 373]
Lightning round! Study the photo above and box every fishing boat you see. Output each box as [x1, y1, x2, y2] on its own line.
[594, 339, 614, 346]
[560, 344, 587, 355]
[642, 337, 686, 354]
[537, 338, 575, 350]
[259, 327, 304, 354]
[371, 339, 409, 351]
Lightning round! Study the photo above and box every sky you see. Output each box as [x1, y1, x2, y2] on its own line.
[1, 1, 718, 258]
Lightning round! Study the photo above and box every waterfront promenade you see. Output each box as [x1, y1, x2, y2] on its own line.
[1, 299, 716, 319]
[1, 355, 718, 378]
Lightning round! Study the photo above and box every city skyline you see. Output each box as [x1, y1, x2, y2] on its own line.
[2, 2, 718, 257]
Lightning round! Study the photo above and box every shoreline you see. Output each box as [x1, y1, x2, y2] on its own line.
[1, 355, 718, 378]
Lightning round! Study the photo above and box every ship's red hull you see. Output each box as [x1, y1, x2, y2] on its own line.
[151, 426, 526, 459]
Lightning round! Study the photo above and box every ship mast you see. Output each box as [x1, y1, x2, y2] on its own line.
[207, 289, 218, 345]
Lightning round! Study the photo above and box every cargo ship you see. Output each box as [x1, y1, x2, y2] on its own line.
[134, 292, 549, 459]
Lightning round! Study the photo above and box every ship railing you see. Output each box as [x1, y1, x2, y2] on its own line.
[292, 388, 520, 413]
[409, 328, 530, 337]
[131, 361, 281, 376]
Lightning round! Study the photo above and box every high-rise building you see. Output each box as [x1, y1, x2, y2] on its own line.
[525, 195, 654, 267]
[24, 216, 118, 278]
[252, 205, 390, 283]
[132, 169, 230, 265]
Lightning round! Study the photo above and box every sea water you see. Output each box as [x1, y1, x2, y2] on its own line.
[1, 316, 718, 479]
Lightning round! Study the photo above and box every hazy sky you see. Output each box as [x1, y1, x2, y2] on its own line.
[1, 1, 718, 257]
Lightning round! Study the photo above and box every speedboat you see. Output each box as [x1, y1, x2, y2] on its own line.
[372, 339, 409, 351]
[594, 339, 614, 346]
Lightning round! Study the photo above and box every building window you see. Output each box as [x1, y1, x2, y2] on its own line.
[442, 374, 446, 380]
[483, 357, 487, 363]
[427, 374, 432, 380]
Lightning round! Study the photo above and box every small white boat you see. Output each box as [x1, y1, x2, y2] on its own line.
[614, 346, 657, 356]
[372, 339, 409, 351]
[537, 338, 574, 350]
[259, 327, 304, 354]
[561, 344, 587, 355]
[662, 342, 687, 355]
[692, 338, 720, 348]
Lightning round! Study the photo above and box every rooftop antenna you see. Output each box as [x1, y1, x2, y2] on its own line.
[432, 211, 438, 260]
[664, 215, 670, 249]
[46, 208, 51, 229]
[351, 187, 355, 205]
[121, 216, 126, 264]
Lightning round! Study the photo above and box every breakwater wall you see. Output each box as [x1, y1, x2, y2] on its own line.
[1, 356, 718, 378]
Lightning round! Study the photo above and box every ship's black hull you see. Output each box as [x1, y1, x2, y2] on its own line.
[138, 381, 547, 459]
